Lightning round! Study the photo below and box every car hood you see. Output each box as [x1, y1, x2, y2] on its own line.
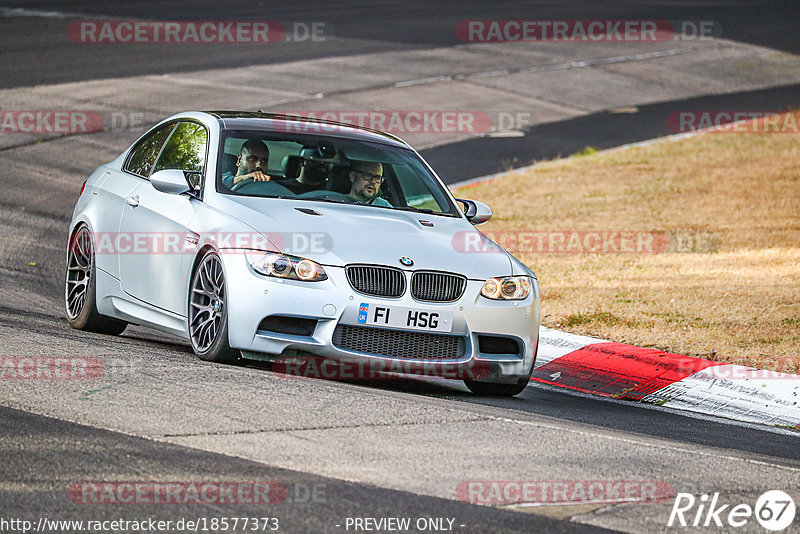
[211, 196, 513, 278]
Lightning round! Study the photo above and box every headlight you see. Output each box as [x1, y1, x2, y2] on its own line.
[481, 276, 531, 300]
[245, 251, 327, 281]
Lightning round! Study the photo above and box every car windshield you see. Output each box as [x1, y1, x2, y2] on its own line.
[217, 130, 459, 216]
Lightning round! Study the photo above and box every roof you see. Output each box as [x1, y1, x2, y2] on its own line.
[204, 111, 410, 148]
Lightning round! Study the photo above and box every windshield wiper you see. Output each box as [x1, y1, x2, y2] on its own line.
[302, 196, 351, 204]
[395, 206, 457, 217]
[397, 206, 435, 214]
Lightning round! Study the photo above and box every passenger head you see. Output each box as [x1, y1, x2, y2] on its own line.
[299, 158, 331, 184]
[236, 140, 269, 175]
[348, 161, 384, 202]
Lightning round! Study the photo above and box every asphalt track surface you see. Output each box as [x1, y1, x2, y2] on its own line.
[0, 405, 606, 534]
[2, 2, 800, 533]
[2, 0, 800, 89]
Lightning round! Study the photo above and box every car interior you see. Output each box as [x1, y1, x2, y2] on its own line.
[220, 138, 395, 205]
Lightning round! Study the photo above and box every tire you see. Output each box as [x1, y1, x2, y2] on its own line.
[65, 225, 128, 335]
[188, 250, 239, 364]
[464, 376, 531, 397]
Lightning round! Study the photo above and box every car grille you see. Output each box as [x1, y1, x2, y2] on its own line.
[332, 325, 466, 360]
[411, 271, 467, 302]
[346, 265, 406, 298]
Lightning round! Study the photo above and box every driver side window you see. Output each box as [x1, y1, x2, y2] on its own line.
[124, 124, 175, 178]
[153, 121, 208, 175]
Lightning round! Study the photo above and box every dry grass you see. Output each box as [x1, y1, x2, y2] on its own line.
[453, 117, 800, 372]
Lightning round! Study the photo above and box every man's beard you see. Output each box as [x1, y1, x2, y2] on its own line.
[241, 165, 262, 175]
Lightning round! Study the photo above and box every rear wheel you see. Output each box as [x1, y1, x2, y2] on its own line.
[65, 225, 128, 335]
[188, 250, 239, 363]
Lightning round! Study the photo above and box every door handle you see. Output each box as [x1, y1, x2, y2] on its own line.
[125, 195, 139, 207]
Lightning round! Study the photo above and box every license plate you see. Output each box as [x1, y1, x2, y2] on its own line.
[351, 303, 453, 333]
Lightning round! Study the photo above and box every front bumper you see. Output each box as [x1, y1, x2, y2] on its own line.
[222, 251, 540, 382]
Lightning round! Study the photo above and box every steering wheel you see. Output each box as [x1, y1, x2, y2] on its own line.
[230, 177, 255, 192]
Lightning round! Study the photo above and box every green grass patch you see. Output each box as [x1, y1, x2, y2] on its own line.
[562, 310, 640, 328]
[572, 146, 598, 157]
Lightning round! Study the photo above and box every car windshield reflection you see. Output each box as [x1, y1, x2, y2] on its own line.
[218, 132, 459, 216]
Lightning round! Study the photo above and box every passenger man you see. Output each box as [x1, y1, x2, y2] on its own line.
[348, 161, 391, 207]
[279, 156, 331, 195]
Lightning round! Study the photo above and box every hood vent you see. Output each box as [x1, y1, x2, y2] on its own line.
[295, 207, 322, 216]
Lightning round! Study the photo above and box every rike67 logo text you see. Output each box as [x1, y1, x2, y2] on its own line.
[668, 490, 795, 531]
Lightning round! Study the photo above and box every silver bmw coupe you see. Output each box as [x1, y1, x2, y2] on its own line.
[66, 111, 540, 396]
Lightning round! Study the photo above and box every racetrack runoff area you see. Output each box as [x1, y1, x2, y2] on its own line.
[449, 116, 800, 429]
[453, 118, 800, 374]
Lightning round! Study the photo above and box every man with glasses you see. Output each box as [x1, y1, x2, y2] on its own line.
[348, 161, 391, 207]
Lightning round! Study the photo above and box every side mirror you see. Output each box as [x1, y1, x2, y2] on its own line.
[150, 169, 193, 195]
[457, 198, 493, 225]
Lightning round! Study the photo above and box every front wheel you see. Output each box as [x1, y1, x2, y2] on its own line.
[188, 250, 239, 363]
[463, 376, 531, 397]
[65, 225, 128, 335]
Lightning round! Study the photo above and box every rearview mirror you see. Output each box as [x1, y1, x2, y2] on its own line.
[150, 169, 193, 195]
[456, 198, 493, 225]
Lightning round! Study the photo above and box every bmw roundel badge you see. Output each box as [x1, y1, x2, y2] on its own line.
[399, 257, 414, 266]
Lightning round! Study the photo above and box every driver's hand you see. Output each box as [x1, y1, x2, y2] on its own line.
[234, 171, 272, 185]
[250, 171, 271, 182]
